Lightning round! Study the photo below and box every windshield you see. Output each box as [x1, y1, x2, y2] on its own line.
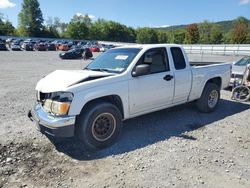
[235, 57, 250, 66]
[86, 48, 141, 73]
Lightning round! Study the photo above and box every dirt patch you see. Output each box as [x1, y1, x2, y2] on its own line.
[0, 141, 75, 187]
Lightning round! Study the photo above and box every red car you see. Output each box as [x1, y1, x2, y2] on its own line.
[58, 44, 70, 51]
[90, 46, 100, 52]
[35, 43, 47, 51]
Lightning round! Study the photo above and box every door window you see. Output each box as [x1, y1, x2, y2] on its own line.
[135, 48, 169, 74]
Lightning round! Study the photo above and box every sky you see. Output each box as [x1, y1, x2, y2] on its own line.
[0, 0, 250, 28]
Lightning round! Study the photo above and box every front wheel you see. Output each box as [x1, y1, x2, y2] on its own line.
[76, 102, 122, 150]
[196, 83, 220, 113]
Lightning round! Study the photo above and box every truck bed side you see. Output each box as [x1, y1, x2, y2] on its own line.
[188, 63, 231, 101]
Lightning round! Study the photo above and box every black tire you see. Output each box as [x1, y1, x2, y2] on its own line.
[196, 83, 220, 113]
[76, 102, 122, 150]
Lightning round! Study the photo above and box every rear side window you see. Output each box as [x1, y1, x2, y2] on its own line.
[171, 47, 186, 70]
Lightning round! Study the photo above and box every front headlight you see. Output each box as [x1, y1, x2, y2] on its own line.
[41, 92, 73, 116]
[51, 101, 70, 115]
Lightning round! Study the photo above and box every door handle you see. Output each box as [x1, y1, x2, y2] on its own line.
[163, 75, 174, 81]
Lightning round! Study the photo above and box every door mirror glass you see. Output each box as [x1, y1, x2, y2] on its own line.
[132, 64, 150, 77]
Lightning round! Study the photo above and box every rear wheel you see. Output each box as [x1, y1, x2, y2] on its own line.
[76, 102, 122, 150]
[196, 83, 220, 113]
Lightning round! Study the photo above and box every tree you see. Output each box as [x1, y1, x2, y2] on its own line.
[44, 17, 61, 38]
[67, 14, 89, 39]
[0, 13, 15, 35]
[124, 27, 136, 43]
[89, 19, 106, 40]
[184, 24, 200, 44]
[136, 28, 158, 44]
[89, 19, 136, 42]
[103, 21, 132, 42]
[199, 20, 213, 44]
[1, 21, 15, 35]
[18, 0, 44, 37]
[157, 31, 169, 43]
[71, 14, 92, 27]
[231, 16, 249, 44]
[83, 15, 92, 28]
[173, 29, 186, 44]
[210, 24, 223, 44]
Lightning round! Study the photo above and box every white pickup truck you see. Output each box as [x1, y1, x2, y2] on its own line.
[29, 44, 231, 150]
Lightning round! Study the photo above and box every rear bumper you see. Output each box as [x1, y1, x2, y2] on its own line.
[28, 103, 76, 137]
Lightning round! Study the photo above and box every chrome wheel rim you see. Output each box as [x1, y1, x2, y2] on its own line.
[92, 113, 116, 142]
[208, 90, 218, 108]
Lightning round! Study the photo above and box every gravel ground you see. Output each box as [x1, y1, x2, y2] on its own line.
[0, 51, 249, 188]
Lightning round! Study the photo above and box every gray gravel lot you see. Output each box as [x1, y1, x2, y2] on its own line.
[0, 51, 249, 188]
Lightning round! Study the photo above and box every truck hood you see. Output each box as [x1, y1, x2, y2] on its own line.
[36, 70, 115, 93]
[232, 65, 246, 75]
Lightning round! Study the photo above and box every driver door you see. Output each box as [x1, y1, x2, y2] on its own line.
[129, 48, 175, 115]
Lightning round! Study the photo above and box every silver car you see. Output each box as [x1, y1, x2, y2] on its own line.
[230, 56, 250, 86]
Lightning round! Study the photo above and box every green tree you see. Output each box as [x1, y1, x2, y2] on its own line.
[136, 28, 158, 44]
[173, 29, 186, 44]
[199, 20, 213, 44]
[67, 14, 89, 39]
[45, 17, 60, 38]
[89, 19, 136, 42]
[18, 0, 44, 37]
[89, 19, 106, 40]
[231, 16, 249, 44]
[0, 14, 15, 36]
[157, 31, 169, 43]
[103, 21, 133, 42]
[184, 24, 200, 44]
[83, 15, 92, 28]
[124, 27, 136, 43]
[71, 14, 92, 27]
[210, 24, 223, 44]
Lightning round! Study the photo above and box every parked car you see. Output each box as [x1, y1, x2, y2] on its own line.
[6, 38, 14, 44]
[230, 56, 250, 86]
[90, 46, 100, 52]
[35, 43, 47, 51]
[59, 48, 84, 59]
[58, 44, 69, 51]
[22, 42, 34, 51]
[29, 44, 231, 151]
[77, 41, 87, 46]
[46, 43, 56, 51]
[0, 42, 8, 51]
[99, 44, 107, 52]
[10, 42, 21, 51]
[0, 38, 6, 43]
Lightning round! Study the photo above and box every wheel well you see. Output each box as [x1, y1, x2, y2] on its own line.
[206, 77, 222, 88]
[80, 95, 124, 118]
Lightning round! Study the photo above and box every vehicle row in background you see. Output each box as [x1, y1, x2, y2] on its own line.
[0, 37, 116, 52]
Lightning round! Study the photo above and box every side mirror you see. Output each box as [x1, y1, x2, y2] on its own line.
[132, 64, 150, 77]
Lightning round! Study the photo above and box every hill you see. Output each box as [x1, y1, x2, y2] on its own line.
[154, 19, 250, 33]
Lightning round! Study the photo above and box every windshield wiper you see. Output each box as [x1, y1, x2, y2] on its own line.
[85, 68, 112, 72]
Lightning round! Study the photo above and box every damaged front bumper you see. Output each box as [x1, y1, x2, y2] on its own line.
[28, 103, 76, 137]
